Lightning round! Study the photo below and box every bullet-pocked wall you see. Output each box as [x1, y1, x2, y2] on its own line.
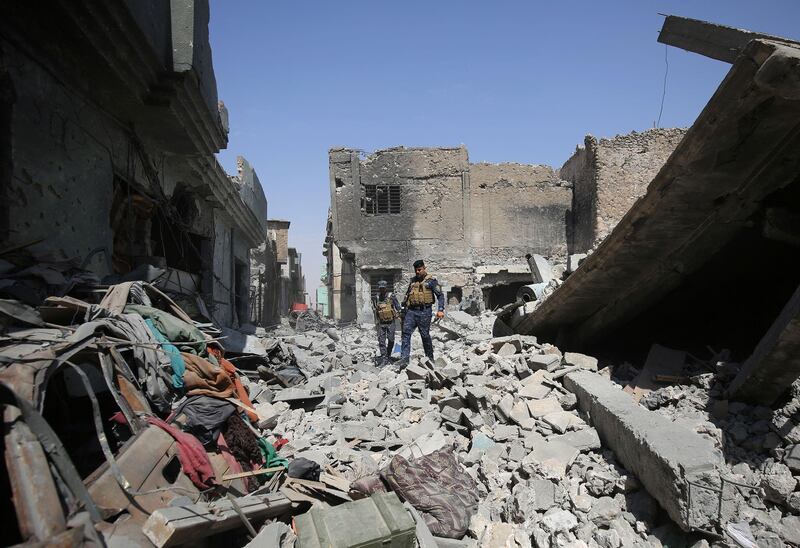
[328, 147, 573, 323]
[0, 0, 267, 329]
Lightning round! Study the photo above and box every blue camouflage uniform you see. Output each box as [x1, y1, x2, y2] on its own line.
[400, 275, 445, 361]
[372, 291, 401, 365]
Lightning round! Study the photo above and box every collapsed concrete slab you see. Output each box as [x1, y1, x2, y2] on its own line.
[727, 283, 800, 405]
[500, 35, 800, 373]
[563, 370, 724, 531]
[657, 14, 800, 63]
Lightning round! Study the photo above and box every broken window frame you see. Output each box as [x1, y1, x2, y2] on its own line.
[362, 184, 401, 215]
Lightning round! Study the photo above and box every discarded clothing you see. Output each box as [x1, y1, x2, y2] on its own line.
[257, 438, 289, 472]
[144, 318, 185, 388]
[181, 353, 234, 399]
[288, 457, 320, 481]
[101, 282, 195, 325]
[70, 313, 173, 412]
[146, 416, 218, 490]
[382, 448, 479, 538]
[350, 474, 388, 499]
[222, 413, 262, 466]
[173, 394, 236, 447]
[208, 346, 258, 422]
[125, 304, 207, 355]
[217, 431, 257, 492]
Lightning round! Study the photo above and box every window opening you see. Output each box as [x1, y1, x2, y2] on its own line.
[364, 184, 400, 215]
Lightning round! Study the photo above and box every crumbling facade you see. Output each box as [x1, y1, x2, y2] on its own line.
[325, 147, 573, 323]
[0, 0, 267, 328]
[559, 128, 687, 253]
[266, 219, 307, 315]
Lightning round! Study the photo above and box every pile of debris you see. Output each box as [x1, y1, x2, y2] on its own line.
[3, 278, 800, 547]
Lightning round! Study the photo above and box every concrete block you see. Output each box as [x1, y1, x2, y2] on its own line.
[567, 253, 587, 273]
[527, 354, 561, 372]
[527, 397, 562, 418]
[564, 370, 724, 531]
[437, 396, 464, 411]
[340, 422, 387, 441]
[490, 335, 523, 354]
[563, 352, 598, 372]
[496, 343, 518, 356]
[551, 428, 601, 452]
[525, 434, 579, 477]
[786, 444, 800, 473]
[519, 382, 551, 400]
[405, 364, 429, 381]
[542, 411, 583, 434]
[526, 254, 553, 284]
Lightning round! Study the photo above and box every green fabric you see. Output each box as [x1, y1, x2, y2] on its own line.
[257, 438, 289, 476]
[125, 304, 207, 355]
[143, 318, 185, 388]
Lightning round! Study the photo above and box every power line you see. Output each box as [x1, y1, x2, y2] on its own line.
[656, 44, 669, 128]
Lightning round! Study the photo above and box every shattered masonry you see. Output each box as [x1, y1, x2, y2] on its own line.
[324, 136, 685, 324]
[2, 6, 800, 548]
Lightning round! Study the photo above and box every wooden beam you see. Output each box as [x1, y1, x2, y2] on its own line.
[142, 493, 291, 548]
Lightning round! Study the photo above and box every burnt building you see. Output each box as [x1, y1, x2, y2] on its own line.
[0, 0, 268, 328]
[324, 136, 685, 324]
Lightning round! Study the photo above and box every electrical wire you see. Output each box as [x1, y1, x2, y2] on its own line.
[656, 44, 669, 128]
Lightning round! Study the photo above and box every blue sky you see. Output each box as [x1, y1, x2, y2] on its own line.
[209, 1, 800, 304]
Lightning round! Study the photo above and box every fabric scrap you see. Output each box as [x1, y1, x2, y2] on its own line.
[381, 447, 479, 538]
[125, 304, 207, 355]
[146, 416, 218, 490]
[181, 353, 234, 399]
[208, 346, 258, 422]
[222, 413, 262, 466]
[144, 318, 185, 388]
[257, 438, 289, 473]
[174, 395, 236, 447]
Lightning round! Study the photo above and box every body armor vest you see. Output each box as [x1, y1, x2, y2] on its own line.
[376, 294, 396, 322]
[406, 275, 435, 306]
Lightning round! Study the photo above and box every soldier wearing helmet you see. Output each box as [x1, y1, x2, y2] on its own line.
[372, 279, 401, 366]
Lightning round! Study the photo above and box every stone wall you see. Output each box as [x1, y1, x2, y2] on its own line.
[469, 162, 572, 264]
[560, 128, 687, 253]
[329, 147, 575, 322]
[330, 146, 470, 270]
[267, 220, 290, 264]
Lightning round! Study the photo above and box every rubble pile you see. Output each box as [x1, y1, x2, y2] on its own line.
[3, 278, 800, 547]
[605, 347, 800, 546]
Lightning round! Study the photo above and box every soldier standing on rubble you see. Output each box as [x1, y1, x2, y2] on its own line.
[372, 280, 401, 366]
[399, 259, 445, 364]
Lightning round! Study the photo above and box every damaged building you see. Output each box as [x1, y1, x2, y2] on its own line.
[499, 16, 800, 402]
[2, 4, 800, 548]
[0, 0, 272, 330]
[324, 129, 686, 324]
[266, 219, 308, 316]
[324, 147, 576, 323]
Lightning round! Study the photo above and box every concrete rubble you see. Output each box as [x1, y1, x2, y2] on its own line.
[2, 4, 800, 547]
[7, 274, 800, 546]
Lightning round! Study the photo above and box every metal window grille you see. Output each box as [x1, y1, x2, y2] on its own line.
[364, 184, 400, 215]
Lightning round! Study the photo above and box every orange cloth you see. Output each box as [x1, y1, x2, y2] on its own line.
[181, 353, 234, 399]
[208, 347, 259, 423]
